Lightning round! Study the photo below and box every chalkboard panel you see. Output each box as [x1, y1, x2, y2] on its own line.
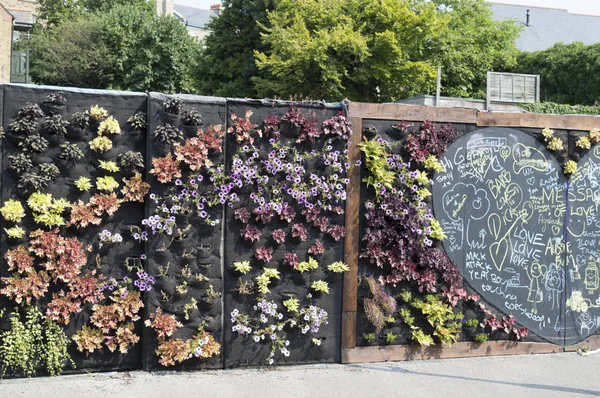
[432, 127, 584, 346]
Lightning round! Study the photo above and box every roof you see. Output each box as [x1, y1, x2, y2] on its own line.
[173, 4, 215, 29]
[489, 2, 600, 52]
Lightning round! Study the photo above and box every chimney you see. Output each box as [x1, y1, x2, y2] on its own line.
[526, 9, 530, 27]
[210, 4, 222, 16]
[156, 0, 174, 16]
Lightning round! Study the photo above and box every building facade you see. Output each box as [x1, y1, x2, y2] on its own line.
[0, 0, 37, 83]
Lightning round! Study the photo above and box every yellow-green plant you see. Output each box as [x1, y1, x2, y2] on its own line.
[89, 136, 113, 153]
[283, 298, 300, 313]
[98, 116, 121, 135]
[327, 261, 349, 273]
[0, 199, 26, 223]
[75, 176, 93, 191]
[233, 261, 252, 274]
[311, 280, 329, 294]
[296, 256, 319, 273]
[256, 267, 280, 294]
[359, 137, 395, 190]
[96, 176, 119, 192]
[89, 105, 108, 121]
[98, 160, 120, 173]
[27, 192, 70, 228]
[4, 226, 25, 239]
[564, 160, 578, 175]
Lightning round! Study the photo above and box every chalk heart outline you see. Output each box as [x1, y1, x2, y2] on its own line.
[433, 127, 600, 347]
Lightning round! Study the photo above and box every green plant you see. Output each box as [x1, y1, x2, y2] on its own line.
[9, 118, 38, 136]
[98, 116, 121, 135]
[70, 111, 90, 129]
[89, 136, 113, 152]
[1, 199, 26, 223]
[18, 172, 49, 192]
[127, 112, 147, 130]
[27, 192, 71, 228]
[163, 98, 183, 114]
[363, 333, 375, 342]
[0, 308, 73, 377]
[43, 114, 69, 136]
[39, 163, 60, 181]
[46, 92, 66, 105]
[385, 332, 397, 344]
[9, 153, 33, 173]
[182, 109, 202, 126]
[59, 143, 84, 161]
[19, 135, 49, 153]
[474, 333, 489, 343]
[154, 124, 183, 144]
[464, 319, 480, 328]
[118, 151, 144, 170]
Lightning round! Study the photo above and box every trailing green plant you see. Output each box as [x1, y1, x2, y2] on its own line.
[9, 153, 33, 174]
[0, 307, 73, 377]
[59, 143, 84, 161]
[363, 333, 375, 342]
[127, 112, 147, 130]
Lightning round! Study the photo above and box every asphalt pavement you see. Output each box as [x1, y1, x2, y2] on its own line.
[1, 352, 599, 397]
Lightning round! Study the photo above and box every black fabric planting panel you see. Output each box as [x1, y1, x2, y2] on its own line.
[0, 85, 147, 373]
[223, 101, 346, 367]
[142, 93, 227, 370]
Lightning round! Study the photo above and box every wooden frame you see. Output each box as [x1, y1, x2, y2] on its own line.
[341, 101, 600, 364]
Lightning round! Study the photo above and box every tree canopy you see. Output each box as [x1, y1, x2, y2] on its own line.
[30, 1, 200, 93]
[513, 42, 600, 105]
[250, 0, 521, 102]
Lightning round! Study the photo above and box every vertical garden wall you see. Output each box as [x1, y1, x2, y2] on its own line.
[1, 85, 600, 377]
[0, 84, 351, 377]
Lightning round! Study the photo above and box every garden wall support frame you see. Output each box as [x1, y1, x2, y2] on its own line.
[341, 101, 600, 364]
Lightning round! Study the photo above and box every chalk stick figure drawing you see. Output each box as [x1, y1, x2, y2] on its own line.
[544, 263, 565, 310]
[576, 312, 595, 335]
[528, 260, 547, 314]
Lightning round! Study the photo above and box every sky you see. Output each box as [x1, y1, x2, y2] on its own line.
[174, 0, 600, 16]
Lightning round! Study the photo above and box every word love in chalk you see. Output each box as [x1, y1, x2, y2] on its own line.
[433, 128, 600, 346]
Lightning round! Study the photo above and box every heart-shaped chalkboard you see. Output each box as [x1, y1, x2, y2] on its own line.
[433, 128, 600, 346]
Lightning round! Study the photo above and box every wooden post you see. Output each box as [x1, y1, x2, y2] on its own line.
[341, 116, 362, 350]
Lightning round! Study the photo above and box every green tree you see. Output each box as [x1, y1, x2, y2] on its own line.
[514, 42, 600, 105]
[253, 0, 443, 102]
[252, 0, 520, 102]
[29, 3, 201, 94]
[29, 16, 116, 88]
[426, 0, 522, 99]
[196, 0, 274, 98]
